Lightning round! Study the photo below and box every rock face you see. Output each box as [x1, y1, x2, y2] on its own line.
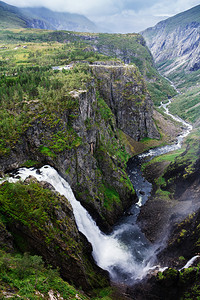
[142, 5, 200, 76]
[91, 62, 159, 140]
[0, 178, 109, 290]
[92, 34, 148, 66]
[0, 61, 160, 231]
[81, 33, 176, 105]
[0, 221, 14, 252]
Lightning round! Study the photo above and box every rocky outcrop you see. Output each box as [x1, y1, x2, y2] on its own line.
[138, 139, 200, 243]
[0, 221, 14, 252]
[80, 33, 176, 105]
[92, 34, 148, 66]
[0, 177, 109, 291]
[142, 5, 200, 76]
[91, 62, 160, 140]
[163, 143, 200, 201]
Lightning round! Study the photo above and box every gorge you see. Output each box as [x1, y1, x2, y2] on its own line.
[6, 91, 192, 287]
[0, 4, 200, 299]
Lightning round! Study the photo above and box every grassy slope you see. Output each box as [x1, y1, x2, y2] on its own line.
[0, 251, 89, 300]
[0, 1, 29, 29]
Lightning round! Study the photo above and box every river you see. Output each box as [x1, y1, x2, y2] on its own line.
[3, 99, 192, 285]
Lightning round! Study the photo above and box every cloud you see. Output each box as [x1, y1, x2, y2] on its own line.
[3, 0, 200, 33]
[93, 9, 168, 33]
[5, 0, 120, 15]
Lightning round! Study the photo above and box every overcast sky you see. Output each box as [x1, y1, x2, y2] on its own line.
[4, 0, 200, 32]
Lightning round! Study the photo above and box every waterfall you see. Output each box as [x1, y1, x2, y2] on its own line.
[13, 165, 155, 283]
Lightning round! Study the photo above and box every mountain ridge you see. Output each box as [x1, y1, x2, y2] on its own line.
[0, 0, 97, 32]
[141, 4, 200, 75]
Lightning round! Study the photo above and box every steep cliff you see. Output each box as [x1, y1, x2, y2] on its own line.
[91, 62, 159, 140]
[80, 33, 176, 105]
[142, 5, 200, 137]
[142, 5, 200, 78]
[0, 31, 163, 296]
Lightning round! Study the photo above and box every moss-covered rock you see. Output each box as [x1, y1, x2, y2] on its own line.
[91, 62, 160, 141]
[0, 178, 109, 291]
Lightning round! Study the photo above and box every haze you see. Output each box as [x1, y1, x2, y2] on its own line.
[4, 0, 200, 32]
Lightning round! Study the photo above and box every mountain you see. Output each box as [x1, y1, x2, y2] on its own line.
[0, 0, 35, 29]
[21, 7, 98, 32]
[0, 0, 97, 32]
[142, 5, 200, 78]
[142, 5, 200, 127]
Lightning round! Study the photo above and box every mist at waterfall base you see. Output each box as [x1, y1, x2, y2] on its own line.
[10, 165, 158, 285]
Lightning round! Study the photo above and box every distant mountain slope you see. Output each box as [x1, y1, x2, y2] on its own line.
[142, 5, 200, 128]
[0, 1, 57, 29]
[142, 5, 200, 76]
[0, 0, 34, 28]
[0, 1, 97, 32]
[21, 7, 97, 32]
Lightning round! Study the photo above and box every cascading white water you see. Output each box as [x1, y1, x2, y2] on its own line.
[13, 165, 152, 283]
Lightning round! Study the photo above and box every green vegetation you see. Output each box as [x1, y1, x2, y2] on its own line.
[141, 148, 185, 172]
[157, 265, 200, 299]
[0, 1, 30, 29]
[0, 250, 88, 300]
[21, 160, 39, 168]
[142, 128, 200, 202]
[0, 180, 68, 236]
[169, 86, 200, 123]
[101, 184, 121, 210]
[0, 179, 111, 296]
[0, 27, 140, 297]
[146, 78, 176, 106]
[167, 129, 200, 180]
[0, 53, 92, 155]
